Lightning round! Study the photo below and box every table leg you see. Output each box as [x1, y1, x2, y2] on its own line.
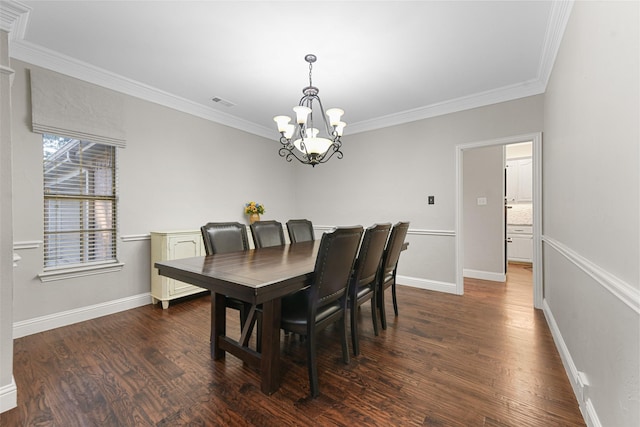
[211, 292, 226, 360]
[260, 297, 281, 394]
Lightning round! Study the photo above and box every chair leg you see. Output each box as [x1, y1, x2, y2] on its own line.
[341, 313, 350, 364]
[392, 281, 399, 317]
[351, 303, 359, 356]
[371, 297, 379, 337]
[379, 288, 388, 330]
[307, 329, 319, 398]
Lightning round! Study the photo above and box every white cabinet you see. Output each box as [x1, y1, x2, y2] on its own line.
[151, 230, 207, 309]
[507, 225, 533, 263]
[506, 158, 532, 203]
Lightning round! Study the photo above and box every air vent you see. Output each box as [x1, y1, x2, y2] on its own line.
[211, 96, 235, 107]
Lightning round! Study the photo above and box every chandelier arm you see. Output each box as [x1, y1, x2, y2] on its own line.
[298, 94, 317, 137]
[316, 142, 343, 164]
[279, 135, 313, 164]
[279, 144, 309, 164]
[314, 95, 335, 138]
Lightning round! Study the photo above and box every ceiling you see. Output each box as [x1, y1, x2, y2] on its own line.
[3, 1, 572, 139]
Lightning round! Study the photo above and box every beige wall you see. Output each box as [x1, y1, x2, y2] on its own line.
[293, 95, 544, 287]
[463, 145, 505, 279]
[9, 56, 545, 324]
[543, 1, 639, 426]
[10, 60, 298, 323]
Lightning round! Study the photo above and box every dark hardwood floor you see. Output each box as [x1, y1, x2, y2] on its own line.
[2, 263, 585, 426]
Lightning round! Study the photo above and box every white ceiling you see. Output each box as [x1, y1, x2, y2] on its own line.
[3, 1, 572, 139]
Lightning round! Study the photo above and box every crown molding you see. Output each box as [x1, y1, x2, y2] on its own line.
[346, 78, 547, 135]
[5, 0, 574, 139]
[10, 39, 275, 140]
[537, 0, 574, 88]
[347, 1, 574, 135]
[0, 0, 31, 38]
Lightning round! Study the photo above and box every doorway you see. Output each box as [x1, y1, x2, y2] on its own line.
[455, 132, 542, 308]
[505, 142, 533, 274]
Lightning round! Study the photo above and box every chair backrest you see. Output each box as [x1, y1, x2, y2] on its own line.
[351, 223, 392, 292]
[310, 226, 364, 310]
[250, 220, 285, 248]
[381, 221, 410, 279]
[286, 219, 315, 243]
[200, 222, 249, 255]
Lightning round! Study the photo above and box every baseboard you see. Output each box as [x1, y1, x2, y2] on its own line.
[13, 293, 152, 338]
[542, 300, 600, 427]
[397, 275, 457, 294]
[0, 376, 17, 413]
[463, 268, 506, 282]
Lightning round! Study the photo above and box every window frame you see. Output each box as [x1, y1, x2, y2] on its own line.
[39, 134, 123, 282]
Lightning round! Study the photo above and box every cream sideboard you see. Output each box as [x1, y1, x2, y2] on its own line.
[150, 230, 207, 309]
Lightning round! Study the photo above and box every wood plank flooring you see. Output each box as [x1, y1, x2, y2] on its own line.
[1, 263, 585, 426]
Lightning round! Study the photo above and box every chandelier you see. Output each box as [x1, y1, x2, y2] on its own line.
[274, 54, 346, 167]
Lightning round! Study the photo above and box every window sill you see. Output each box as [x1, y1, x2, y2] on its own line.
[39, 262, 125, 283]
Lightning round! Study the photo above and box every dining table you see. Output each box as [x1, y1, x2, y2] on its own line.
[154, 240, 320, 395]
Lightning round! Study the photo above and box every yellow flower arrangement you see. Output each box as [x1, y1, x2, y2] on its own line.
[244, 201, 265, 215]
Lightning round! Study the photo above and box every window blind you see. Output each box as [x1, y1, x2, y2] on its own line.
[43, 136, 117, 268]
[31, 68, 126, 148]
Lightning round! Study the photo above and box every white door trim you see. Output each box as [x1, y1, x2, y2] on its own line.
[455, 132, 543, 308]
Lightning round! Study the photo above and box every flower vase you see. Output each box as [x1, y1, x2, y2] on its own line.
[249, 213, 260, 224]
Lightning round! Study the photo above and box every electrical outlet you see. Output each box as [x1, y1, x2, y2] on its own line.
[428, 196, 435, 205]
[577, 371, 589, 403]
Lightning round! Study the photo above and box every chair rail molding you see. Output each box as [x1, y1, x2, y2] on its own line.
[314, 226, 454, 237]
[120, 233, 151, 242]
[543, 235, 639, 315]
[409, 229, 455, 237]
[13, 240, 41, 250]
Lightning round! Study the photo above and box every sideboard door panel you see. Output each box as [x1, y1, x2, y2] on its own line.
[151, 230, 206, 308]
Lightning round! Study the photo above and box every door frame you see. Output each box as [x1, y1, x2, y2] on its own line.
[455, 132, 543, 308]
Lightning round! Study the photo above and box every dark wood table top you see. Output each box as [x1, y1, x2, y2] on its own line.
[155, 240, 320, 304]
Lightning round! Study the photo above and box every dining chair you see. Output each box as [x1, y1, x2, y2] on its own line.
[280, 225, 364, 398]
[348, 222, 391, 356]
[286, 219, 315, 243]
[250, 220, 285, 248]
[377, 221, 410, 330]
[200, 222, 255, 336]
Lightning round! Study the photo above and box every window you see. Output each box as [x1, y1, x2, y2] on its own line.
[43, 134, 117, 269]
